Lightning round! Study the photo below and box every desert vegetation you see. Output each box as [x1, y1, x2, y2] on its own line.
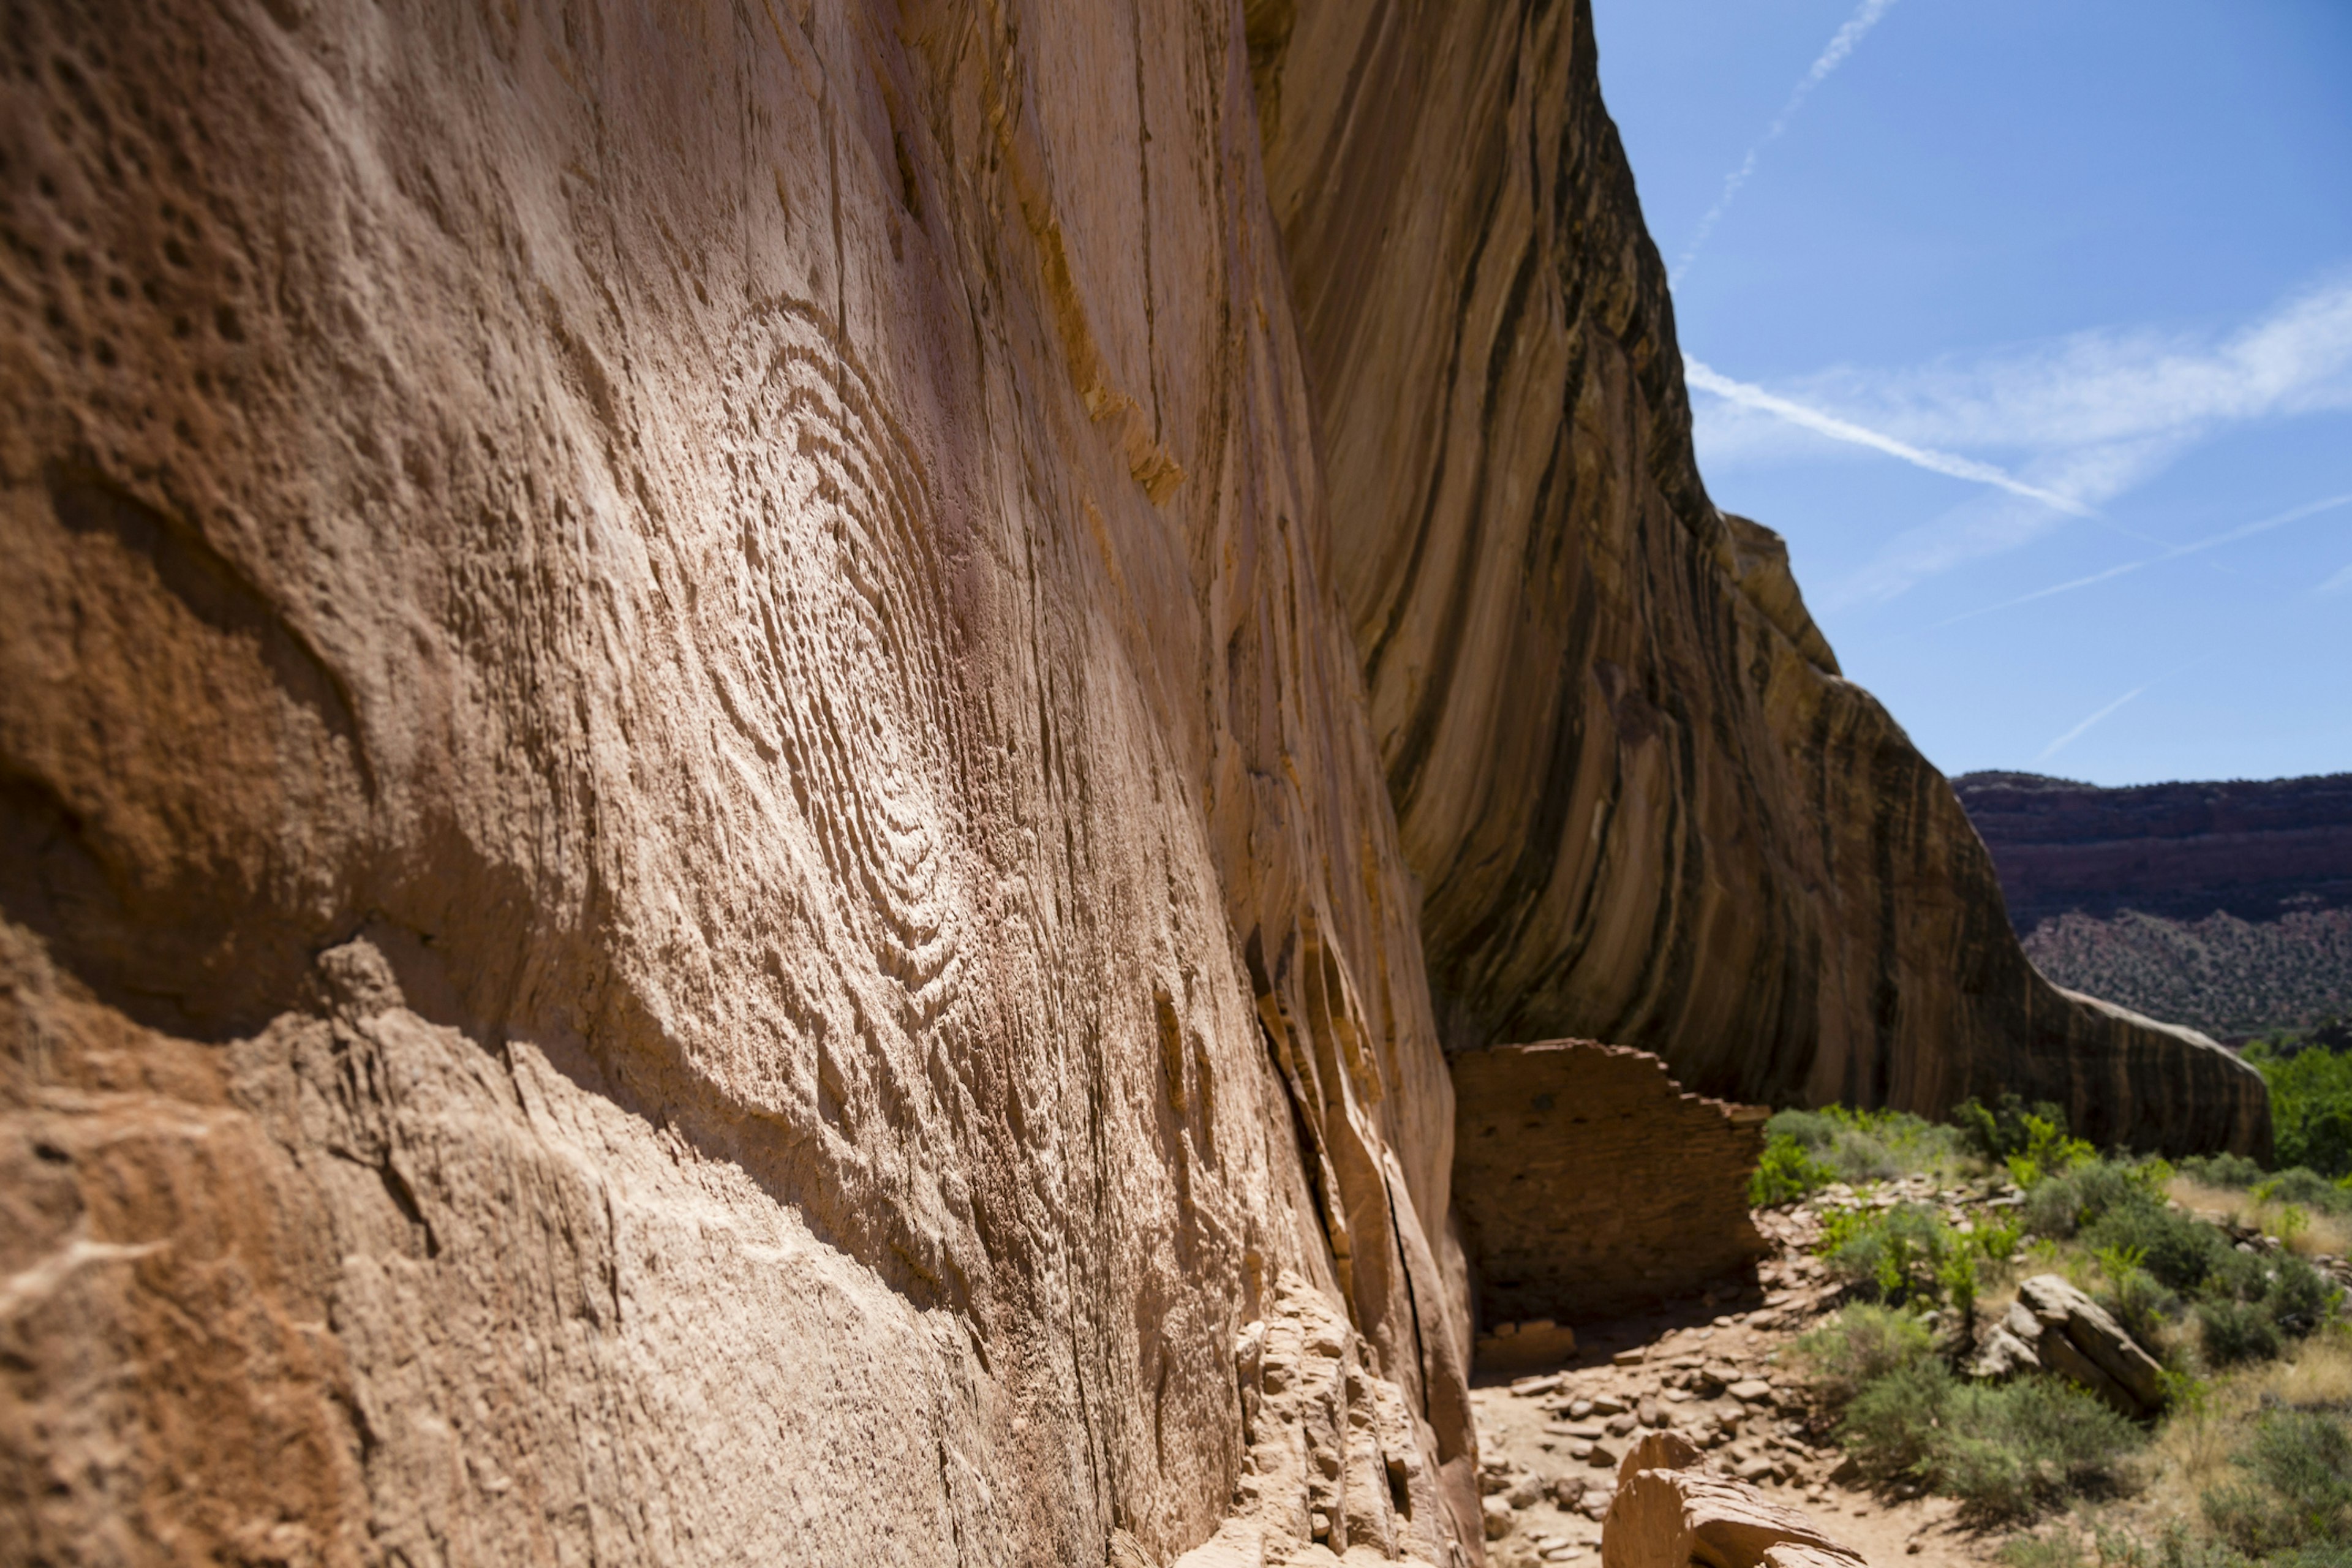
[2020, 911, 2352, 1041]
[1751, 1099, 2352, 1563]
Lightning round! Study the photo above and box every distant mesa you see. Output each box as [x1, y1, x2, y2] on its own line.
[1956, 771, 2352, 1039]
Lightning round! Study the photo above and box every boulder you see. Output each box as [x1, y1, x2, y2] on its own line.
[1997, 1275, 2168, 1416]
[1602, 1434, 1871, 1568]
[1967, 1322, 2043, 1381]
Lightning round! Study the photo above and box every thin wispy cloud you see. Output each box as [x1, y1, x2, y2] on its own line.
[1683, 358, 2092, 514]
[1685, 274, 2352, 603]
[2038, 685, 2146, 764]
[2321, 560, 2352, 596]
[1934, 492, 2352, 629]
[1673, 0, 1901, 284]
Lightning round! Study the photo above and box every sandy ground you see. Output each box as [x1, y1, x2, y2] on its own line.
[1471, 1194, 2019, 1568]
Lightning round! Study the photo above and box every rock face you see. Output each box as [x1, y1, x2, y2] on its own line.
[1254, 1, 2266, 1153]
[1957, 771, 2352, 1038]
[0, 2, 1474, 1561]
[0, 0, 2273, 1562]
[1450, 1042, 1769, 1330]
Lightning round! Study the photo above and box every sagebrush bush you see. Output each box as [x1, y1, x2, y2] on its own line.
[2026, 1158, 2169, 1239]
[2269, 1549, 2352, 1568]
[2186, 1250, 2340, 1362]
[2084, 1199, 2231, 1293]
[1766, 1105, 1972, 1185]
[2254, 1167, 2352, 1218]
[1838, 1357, 1953, 1482]
[2100, 1262, 2185, 1355]
[2179, 1153, 2266, 1190]
[1932, 1376, 2144, 1520]
[1835, 1362, 2142, 1520]
[1999, 1534, 2082, 1568]
[2198, 1298, 2283, 1367]
[1792, 1304, 1935, 1406]
[2261, 1256, 2335, 1337]
[2203, 1408, 2352, 1556]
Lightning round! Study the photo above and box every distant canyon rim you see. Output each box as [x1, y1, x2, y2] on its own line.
[1957, 771, 2352, 1041]
[0, 2, 2271, 1564]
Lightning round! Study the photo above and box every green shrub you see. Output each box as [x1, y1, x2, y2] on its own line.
[1836, 1363, 2142, 1520]
[2000, 1532, 2084, 1568]
[1931, 1376, 2143, 1521]
[2178, 1152, 2266, 1190]
[1765, 1105, 1972, 1185]
[2084, 1199, 2231, 1292]
[2025, 1158, 2169, 1239]
[1822, 1204, 1954, 1306]
[2202, 1408, 2352, 1556]
[1957, 1093, 2073, 1163]
[2245, 1039, 2352, 1180]
[1958, 1094, 2097, 1190]
[1752, 1131, 1837, 1207]
[1838, 1356, 1953, 1482]
[1769, 1108, 1843, 1150]
[2270, 1549, 2352, 1568]
[2197, 1298, 2282, 1366]
[2262, 1255, 2337, 1337]
[1974, 1214, 2029, 1261]
[2090, 1521, 2251, 1568]
[2191, 1250, 2340, 1358]
[2253, 1167, 2352, 1218]
[1792, 1303, 1935, 1406]
[2102, 1265, 2185, 1355]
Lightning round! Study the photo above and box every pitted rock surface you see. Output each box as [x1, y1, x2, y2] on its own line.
[0, 2, 1474, 1561]
[0, 0, 2269, 1562]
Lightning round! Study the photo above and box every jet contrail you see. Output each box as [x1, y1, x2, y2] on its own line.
[2038, 685, 2147, 763]
[1683, 358, 2093, 515]
[1673, 0, 1902, 283]
[1935, 491, 2352, 628]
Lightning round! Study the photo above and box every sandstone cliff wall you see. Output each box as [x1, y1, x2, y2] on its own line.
[0, 1, 2276, 1562]
[0, 2, 1475, 1561]
[1254, 0, 2266, 1156]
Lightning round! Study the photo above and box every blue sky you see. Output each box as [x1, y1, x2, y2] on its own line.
[1592, 0, 2352, 786]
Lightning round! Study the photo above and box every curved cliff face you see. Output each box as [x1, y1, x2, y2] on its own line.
[0, 2, 1473, 1561]
[0, 0, 2271, 1561]
[1255, 0, 2265, 1155]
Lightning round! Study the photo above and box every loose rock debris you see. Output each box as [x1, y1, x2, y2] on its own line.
[1472, 1193, 2015, 1568]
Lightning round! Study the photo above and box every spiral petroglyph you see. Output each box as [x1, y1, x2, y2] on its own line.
[704, 300, 968, 1034]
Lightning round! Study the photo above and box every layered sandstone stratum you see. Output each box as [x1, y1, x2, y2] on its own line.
[1958, 771, 2352, 1038]
[0, 1, 2262, 1564]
